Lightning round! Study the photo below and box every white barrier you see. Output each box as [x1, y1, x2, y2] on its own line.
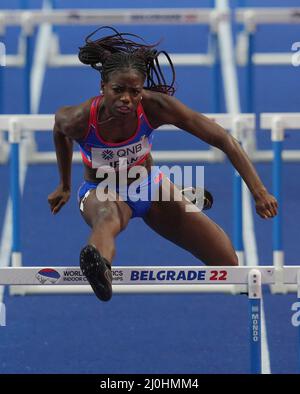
[261, 113, 300, 130]
[236, 8, 300, 26]
[259, 112, 300, 161]
[0, 8, 225, 68]
[235, 8, 300, 163]
[1, 265, 298, 286]
[236, 7, 300, 68]
[236, 8, 300, 70]
[3, 265, 299, 296]
[0, 7, 226, 67]
[260, 113, 300, 293]
[0, 113, 254, 164]
[0, 8, 223, 26]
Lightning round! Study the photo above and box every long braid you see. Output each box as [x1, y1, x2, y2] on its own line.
[78, 26, 176, 95]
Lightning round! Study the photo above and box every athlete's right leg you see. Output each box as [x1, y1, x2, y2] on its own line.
[80, 189, 132, 263]
[79, 189, 132, 301]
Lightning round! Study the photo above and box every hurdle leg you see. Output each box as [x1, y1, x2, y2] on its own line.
[248, 269, 262, 374]
[9, 119, 25, 296]
[271, 118, 286, 294]
[9, 119, 22, 265]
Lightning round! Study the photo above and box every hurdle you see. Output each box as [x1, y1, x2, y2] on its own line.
[236, 7, 300, 69]
[0, 7, 231, 164]
[0, 112, 254, 164]
[261, 113, 300, 294]
[235, 7, 300, 162]
[1, 265, 300, 374]
[0, 0, 53, 162]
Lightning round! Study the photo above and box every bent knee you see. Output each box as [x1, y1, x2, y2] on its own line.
[92, 202, 132, 233]
[202, 249, 239, 266]
[91, 203, 119, 228]
[226, 252, 239, 266]
[217, 249, 239, 266]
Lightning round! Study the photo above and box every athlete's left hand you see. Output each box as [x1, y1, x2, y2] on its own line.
[254, 190, 278, 219]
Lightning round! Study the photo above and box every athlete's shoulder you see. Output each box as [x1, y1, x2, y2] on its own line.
[54, 97, 95, 139]
[141, 90, 174, 128]
[141, 90, 190, 128]
[141, 89, 170, 108]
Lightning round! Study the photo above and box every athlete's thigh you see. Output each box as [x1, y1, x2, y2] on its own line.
[143, 177, 237, 265]
[80, 189, 132, 232]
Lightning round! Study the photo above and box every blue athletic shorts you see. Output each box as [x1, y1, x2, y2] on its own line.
[77, 167, 163, 218]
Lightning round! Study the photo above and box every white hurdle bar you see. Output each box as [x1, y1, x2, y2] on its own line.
[236, 8, 300, 26]
[0, 8, 222, 26]
[1, 265, 300, 374]
[0, 113, 254, 164]
[235, 5, 300, 125]
[0, 8, 219, 68]
[2, 265, 299, 287]
[236, 7, 300, 66]
[261, 113, 300, 293]
[235, 9, 300, 162]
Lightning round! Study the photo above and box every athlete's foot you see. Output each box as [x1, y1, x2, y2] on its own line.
[180, 187, 214, 211]
[80, 245, 113, 302]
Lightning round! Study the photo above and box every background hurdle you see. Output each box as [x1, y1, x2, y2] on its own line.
[0, 113, 254, 164]
[235, 7, 300, 162]
[261, 113, 300, 294]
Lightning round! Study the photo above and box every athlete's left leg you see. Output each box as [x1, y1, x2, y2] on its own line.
[143, 177, 238, 266]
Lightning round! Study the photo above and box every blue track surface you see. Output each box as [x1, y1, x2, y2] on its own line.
[1, 0, 300, 374]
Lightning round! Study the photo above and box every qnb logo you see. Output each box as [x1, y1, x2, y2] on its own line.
[102, 149, 114, 160]
[291, 42, 300, 67]
[0, 42, 6, 67]
[291, 302, 300, 327]
[0, 303, 6, 327]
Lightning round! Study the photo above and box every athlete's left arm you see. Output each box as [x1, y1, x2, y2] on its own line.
[152, 93, 278, 219]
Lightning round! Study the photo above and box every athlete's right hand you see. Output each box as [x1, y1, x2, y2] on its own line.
[48, 185, 71, 214]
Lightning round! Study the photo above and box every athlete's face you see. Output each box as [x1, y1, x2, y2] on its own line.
[102, 69, 145, 117]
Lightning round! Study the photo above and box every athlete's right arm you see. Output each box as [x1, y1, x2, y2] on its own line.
[48, 105, 88, 214]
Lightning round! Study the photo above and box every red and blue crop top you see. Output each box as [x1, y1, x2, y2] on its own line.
[76, 96, 155, 171]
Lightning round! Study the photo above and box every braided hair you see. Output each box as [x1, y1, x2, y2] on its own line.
[78, 26, 176, 95]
